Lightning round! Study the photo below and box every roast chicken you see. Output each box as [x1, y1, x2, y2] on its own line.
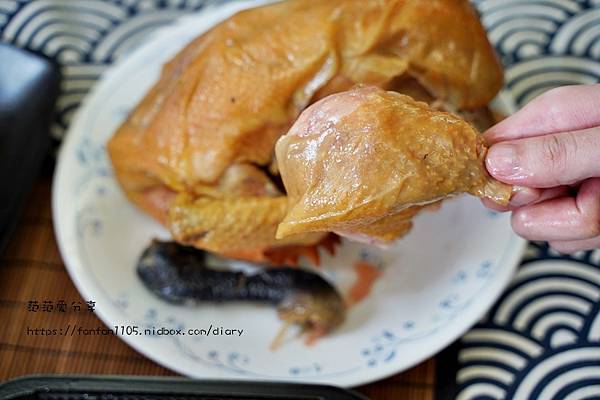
[276, 86, 511, 244]
[107, 0, 504, 263]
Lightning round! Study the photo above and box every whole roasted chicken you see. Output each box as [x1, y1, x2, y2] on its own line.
[108, 0, 504, 263]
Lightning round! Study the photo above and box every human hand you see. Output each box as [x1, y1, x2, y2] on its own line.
[483, 84, 600, 253]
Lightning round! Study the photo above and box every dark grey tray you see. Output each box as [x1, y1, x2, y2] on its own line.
[0, 375, 369, 400]
[0, 44, 60, 254]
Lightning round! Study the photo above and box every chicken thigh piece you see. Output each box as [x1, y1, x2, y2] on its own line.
[275, 86, 511, 244]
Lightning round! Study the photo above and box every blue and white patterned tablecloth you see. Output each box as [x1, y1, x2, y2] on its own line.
[455, 2, 600, 399]
[1, 1, 599, 399]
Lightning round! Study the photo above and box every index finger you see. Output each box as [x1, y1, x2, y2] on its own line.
[484, 84, 600, 144]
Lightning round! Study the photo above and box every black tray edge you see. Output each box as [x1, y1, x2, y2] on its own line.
[0, 375, 370, 400]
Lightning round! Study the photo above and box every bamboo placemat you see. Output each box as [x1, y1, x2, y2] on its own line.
[0, 172, 436, 400]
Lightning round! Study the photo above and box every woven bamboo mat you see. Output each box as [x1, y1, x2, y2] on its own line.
[0, 173, 436, 399]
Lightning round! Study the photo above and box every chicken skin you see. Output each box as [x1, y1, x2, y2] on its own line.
[107, 0, 503, 261]
[275, 86, 511, 244]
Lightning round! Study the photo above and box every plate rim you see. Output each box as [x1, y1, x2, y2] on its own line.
[52, 0, 528, 387]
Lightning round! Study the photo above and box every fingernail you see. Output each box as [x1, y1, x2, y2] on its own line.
[487, 144, 518, 178]
[482, 129, 499, 146]
[510, 186, 539, 207]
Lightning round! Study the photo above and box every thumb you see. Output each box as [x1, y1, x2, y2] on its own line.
[486, 126, 600, 188]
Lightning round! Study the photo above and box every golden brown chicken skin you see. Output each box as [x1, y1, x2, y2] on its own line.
[107, 0, 503, 261]
[275, 86, 511, 243]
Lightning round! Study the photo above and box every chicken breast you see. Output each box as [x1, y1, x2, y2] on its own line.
[275, 86, 511, 243]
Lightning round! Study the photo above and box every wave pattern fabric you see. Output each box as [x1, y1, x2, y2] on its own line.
[0, 1, 599, 398]
[456, 2, 600, 399]
[0, 0, 219, 142]
[455, 243, 600, 399]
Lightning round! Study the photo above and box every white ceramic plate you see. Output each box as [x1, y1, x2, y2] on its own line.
[53, 0, 526, 387]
